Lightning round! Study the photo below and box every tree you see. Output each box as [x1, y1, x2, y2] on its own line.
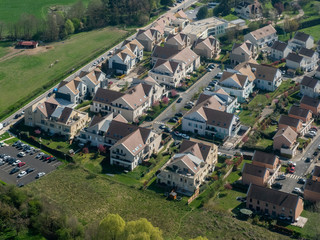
[65, 19, 75, 35]
[160, 0, 174, 6]
[67, 0, 86, 19]
[123, 218, 163, 240]
[97, 214, 125, 240]
[0, 21, 6, 40]
[196, 6, 208, 20]
[189, 237, 208, 240]
[274, 2, 284, 15]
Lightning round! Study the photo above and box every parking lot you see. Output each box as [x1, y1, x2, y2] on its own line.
[0, 144, 62, 186]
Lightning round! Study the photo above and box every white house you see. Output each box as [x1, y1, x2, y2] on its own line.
[298, 47, 319, 71]
[315, 66, 320, 79]
[300, 76, 320, 98]
[202, 88, 238, 113]
[288, 32, 314, 50]
[235, 0, 262, 19]
[251, 63, 282, 91]
[244, 24, 278, 48]
[215, 71, 254, 102]
[108, 39, 144, 74]
[270, 41, 291, 60]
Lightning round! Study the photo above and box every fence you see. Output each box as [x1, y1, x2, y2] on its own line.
[187, 187, 200, 204]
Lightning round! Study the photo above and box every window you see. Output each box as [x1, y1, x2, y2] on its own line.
[250, 198, 252, 202]
[257, 200, 260, 205]
[168, 174, 170, 178]
[265, 203, 268, 207]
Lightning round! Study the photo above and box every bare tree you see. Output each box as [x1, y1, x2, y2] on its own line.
[0, 21, 5, 40]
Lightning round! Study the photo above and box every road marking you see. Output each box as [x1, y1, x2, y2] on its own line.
[285, 174, 303, 179]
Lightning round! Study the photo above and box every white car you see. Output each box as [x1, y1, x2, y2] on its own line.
[318, 144, 320, 150]
[309, 131, 317, 136]
[18, 152, 26, 157]
[36, 172, 46, 179]
[18, 171, 27, 178]
[293, 187, 302, 194]
[12, 160, 21, 166]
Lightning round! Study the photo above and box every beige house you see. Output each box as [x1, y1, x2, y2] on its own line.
[136, 28, 163, 52]
[164, 33, 191, 50]
[247, 184, 304, 222]
[157, 140, 218, 195]
[193, 36, 221, 59]
[24, 96, 89, 139]
[91, 83, 153, 122]
[230, 40, 257, 66]
[273, 127, 299, 157]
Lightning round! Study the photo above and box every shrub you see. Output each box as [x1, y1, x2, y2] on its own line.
[82, 147, 89, 154]
[224, 183, 232, 190]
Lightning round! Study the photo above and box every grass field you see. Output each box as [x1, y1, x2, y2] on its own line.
[25, 166, 289, 240]
[0, 0, 90, 23]
[0, 27, 129, 121]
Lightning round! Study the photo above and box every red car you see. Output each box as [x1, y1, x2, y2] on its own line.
[17, 162, 26, 167]
[288, 167, 295, 174]
[45, 155, 53, 161]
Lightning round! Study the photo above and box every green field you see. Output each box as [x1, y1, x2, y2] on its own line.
[0, 0, 90, 23]
[0, 27, 129, 121]
[25, 166, 289, 240]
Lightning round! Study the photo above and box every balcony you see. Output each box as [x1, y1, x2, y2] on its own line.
[111, 156, 131, 163]
[112, 150, 126, 156]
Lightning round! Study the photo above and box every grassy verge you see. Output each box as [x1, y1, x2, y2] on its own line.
[0, 132, 11, 141]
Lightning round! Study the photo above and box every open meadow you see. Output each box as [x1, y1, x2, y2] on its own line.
[0, 27, 129, 120]
[0, 0, 90, 23]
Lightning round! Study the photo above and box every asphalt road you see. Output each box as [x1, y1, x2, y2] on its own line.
[0, 145, 61, 186]
[0, 0, 197, 134]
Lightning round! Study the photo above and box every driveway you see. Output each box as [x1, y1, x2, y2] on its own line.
[0, 145, 62, 186]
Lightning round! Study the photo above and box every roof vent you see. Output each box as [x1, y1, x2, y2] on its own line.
[251, 68, 256, 72]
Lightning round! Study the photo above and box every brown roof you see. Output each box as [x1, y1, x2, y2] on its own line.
[93, 88, 125, 104]
[248, 24, 276, 40]
[299, 47, 316, 58]
[293, 32, 312, 42]
[58, 107, 73, 124]
[242, 163, 268, 178]
[175, 9, 188, 19]
[271, 41, 288, 52]
[247, 184, 301, 210]
[279, 115, 301, 129]
[203, 108, 235, 129]
[252, 151, 277, 166]
[300, 95, 320, 108]
[305, 179, 320, 193]
[122, 83, 152, 110]
[152, 45, 180, 60]
[37, 97, 59, 118]
[179, 139, 212, 162]
[313, 166, 320, 178]
[172, 47, 199, 67]
[88, 115, 106, 128]
[153, 59, 180, 73]
[250, 63, 279, 82]
[288, 105, 311, 119]
[220, 72, 248, 88]
[194, 36, 218, 51]
[195, 94, 225, 112]
[170, 154, 201, 174]
[301, 76, 319, 88]
[286, 52, 303, 63]
[273, 127, 298, 144]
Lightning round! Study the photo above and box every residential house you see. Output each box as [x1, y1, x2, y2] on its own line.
[182, 105, 240, 139]
[312, 166, 320, 181]
[56, 77, 85, 104]
[285, 52, 304, 71]
[288, 32, 314, 50]
[91, 83, 153, 122]
[251, 63, 282, 91]
[151, 45, 200, 74]
[317, 40, 320, 53]
[164, 33, 191, 50]
[108, 39, 144, 74]
[202, 89, 239, 113]
[270, 41, 291, 60]
[315, 66, 320, 79]
[288, 106, 313, 132]
[304, 179, 320, 202]
[193, 36, 221, 59]
[300, 76, 320, 98]
[136, 28, 163, 52]
[300, 95, 320, 115]
[233, 60, 257, 82]
[215, 71, 254, 102]
[148, 59, 185, 88]
[244, 24, 278, 48]
[24, 96, 89, 139]
[278, 115, 308, 135]
[298, 47, 319, 71]
[242, 163, 270, 187]
[157, 140, 218, 194]
[235, 0, 262, 19]
[230, 40, 257, 66]
[273, 127, 299, 157]
[79, 68, 106, 97]
[252, 151, 281, 173]
[246, 184, 304, 222]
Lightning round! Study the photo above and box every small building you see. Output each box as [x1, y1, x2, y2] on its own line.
[235, 0, 262, 19]
[315, 66, 320, 79]
[244, 24, 278, 48]
[17, 41, 38, 49]
[288, 32, 314, 50]
[300, 95, 320, 115]
[270, 41, 291, 60]
[230, 40, 257, 66]
[273, 127, 298, 158]
[298, 47, 319, 71]
[246, 184, 304, 222]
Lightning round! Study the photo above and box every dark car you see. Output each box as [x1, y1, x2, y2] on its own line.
[10, 167, 19, 175]
[177, 97, 183, 103]
[298, 178, 306, 184]
[48, 157, 56, 163]
[26, 168, 35, 174]
[305, 157, 312, 163]
[42, 154, 50, 160]
[272, 182, 283, 189]
[175, 112, 183, 117]
[184, 104, 192, 109]
[314, 151, 318, 157]
[169, 117, 178, 123]
[17, 183, 24, 188]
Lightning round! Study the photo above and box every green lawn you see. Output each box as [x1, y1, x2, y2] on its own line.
[255, 138, 273, 150]
[0, 42, 12, 58]
[0, 27, 129, 121]
[0, 0, 90, 23]
[222, 14, 239, 21]
[25, 166, 289, 240]
[297, 25, 320, 42]
[0, 132, 11, 141]
[239, 109, 259, 126]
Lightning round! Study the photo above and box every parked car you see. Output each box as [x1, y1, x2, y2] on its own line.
[17, 162, 26, 167]
[272, 182, 283, 189]
[184, 104, 192, 109]
[305, 157, 312, 163]
[164, 127, 172, 133]
[305, 133, 314, 138]
[26, 168, 35, 174]
[12, 160, 21, 166]
[236, 196, 246, 203]
[18, 152, 26, 157]
[276, 174, 286, 180]
[175, 112, 183, 117]
[292, 187, 302, 194]
[159, 125, 166, 130]
[45, 155, 54, 161]
[288, 167, 295, 174]
[181, 134, 190, 140]
[314, 151, 318, 156]
[36, 172, 46, 179]
[48, 157, 56, 163]
[318, 144, 320, 150]
[309, 131, 317, 136]
[17, 183, 24, 187]
[169, 117, 178, 123]
[174, 131, 182, 137]
[177, 97, 183, 103]
[10, 167, 19, 174]
[36, 152, 44, 159]
[298, 178, 306, 184]
[311, 127, 318, 132]
[12, 140, 21, 147]
[18, 171, 27, 178]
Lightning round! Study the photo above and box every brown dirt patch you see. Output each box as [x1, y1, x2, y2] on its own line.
[0, 45, 54, 62]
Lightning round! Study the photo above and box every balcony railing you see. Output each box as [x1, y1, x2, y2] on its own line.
[112, 151, 126, 156]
